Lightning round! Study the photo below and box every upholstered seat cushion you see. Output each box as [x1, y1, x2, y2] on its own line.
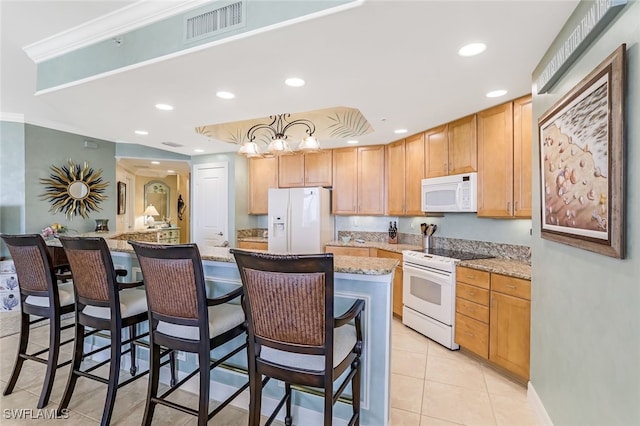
[260, 324, 357, 371]
[25, 282, 75, 308]
[82, 288, 147, 319]
[156, 303, 245, 340]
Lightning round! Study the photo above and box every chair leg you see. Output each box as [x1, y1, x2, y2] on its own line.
[352, 358, 361, 426]
[3, 312, 30, 397]
[142, 342, 161, 426]
[101, 328, 122, 426]
[169, 351, 177, 387]
[248, 366, 262, 426]
[324, 385, 333, 426]
[58, 322, 86, 414]
[37, 313, 62, 408]
[197, 350, 210, 426]
[284, 383, 293, 426]
[129, 325, 137, 376]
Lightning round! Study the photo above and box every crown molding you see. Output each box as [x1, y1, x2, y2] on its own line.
[0, 113, 25, 123]
[23, 0, 211, 63]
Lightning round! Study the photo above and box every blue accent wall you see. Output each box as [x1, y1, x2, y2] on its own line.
[0, 120, 26, 257]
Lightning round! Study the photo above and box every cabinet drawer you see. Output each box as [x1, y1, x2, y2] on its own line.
[324, 246, 371, 257]
[491, 274, 531, 300]
[455, 313, 489, 359]
[237, 241, 268, 250]
[456, 297, 489, 323]
[456, 266, 490, 289]
[456, 282, 490, 306]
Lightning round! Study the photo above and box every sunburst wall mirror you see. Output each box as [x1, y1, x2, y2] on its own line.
[40, 159, 109, 220]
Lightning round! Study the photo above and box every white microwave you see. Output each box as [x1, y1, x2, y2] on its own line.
[421, 172, 477, 212]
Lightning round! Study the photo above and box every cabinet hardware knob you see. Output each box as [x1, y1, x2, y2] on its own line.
[506, 284, 517, 289]
[507, 201, 511, 212]
[514, 201, 518, 211]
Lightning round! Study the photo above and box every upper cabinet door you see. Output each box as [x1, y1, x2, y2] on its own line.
[424, 125, 449, 178]
[248, 157, 278, 215]
[358, 145, 386, 215]
[448, 114, 477, 175]
[278, 154, 305, 188]
[513, 95, 532, 218]
[304, 150, 332, 187]
[386, 139, 405, 216]
[477, 103, 514, 217]
[332, 148, 358, 214]
[404, 133, 425, 215]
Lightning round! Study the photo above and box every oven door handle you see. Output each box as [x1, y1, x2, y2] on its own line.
[403, 262, 452, 278]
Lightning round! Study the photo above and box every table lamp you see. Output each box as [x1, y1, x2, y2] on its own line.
[144, 205, 160, 227]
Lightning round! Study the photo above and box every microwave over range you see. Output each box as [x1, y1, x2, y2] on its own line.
[421, 172, 477, 213]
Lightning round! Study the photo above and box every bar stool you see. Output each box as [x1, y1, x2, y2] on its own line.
[231, 249, 365, 426]
[0, 234, 75, 408]
[56, 236, 157, 426]
[130, 241, 248, 426]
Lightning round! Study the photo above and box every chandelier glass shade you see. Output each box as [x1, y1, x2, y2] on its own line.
[239, 113, 320, 157]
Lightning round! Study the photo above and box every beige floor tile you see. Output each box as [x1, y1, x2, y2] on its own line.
[421, 415, 464, 425]
[392, 329, 430, 354]
[425, 354, 486, 391]
[489, 393, 540, 426]
[0, 387, 70, 425]
[481, 365, 527, 396]
[390, 407, 422, 425]
[425, 342, 463, 360]
[391, 373, 424, 414]
[392, 318, 414, 336]
[392, 349, 427, 379]
[422, 381, 496, 426]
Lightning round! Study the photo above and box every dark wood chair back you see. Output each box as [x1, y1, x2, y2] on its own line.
[2, 234, 56, 297]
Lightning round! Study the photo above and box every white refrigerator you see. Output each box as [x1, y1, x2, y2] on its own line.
[268, 187, 334, 254]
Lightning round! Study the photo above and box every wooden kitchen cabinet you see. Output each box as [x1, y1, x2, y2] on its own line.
[489, 273, 531, 380]
[248, 157, 278, 214]
[278, 150, 332, 188]
[386, 134, 424, 216]
[237, 240, 268, 250]
[332, 146, 385, 215]
[324, 246, 376, 257]
[477, 95, 532, 218]
[455, 265, 531, 381]
[513, 95, 533, 218]
[424, 115, 476, 178]
[377, 249, 403, 318]
[455, 266, 490, 358]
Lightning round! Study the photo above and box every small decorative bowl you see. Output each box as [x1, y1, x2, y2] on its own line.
[341, 236, 351, 243]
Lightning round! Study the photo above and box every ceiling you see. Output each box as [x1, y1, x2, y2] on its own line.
[1, 0, 579, 174]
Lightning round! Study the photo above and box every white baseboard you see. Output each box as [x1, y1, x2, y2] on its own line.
[527, 381, 553, 426]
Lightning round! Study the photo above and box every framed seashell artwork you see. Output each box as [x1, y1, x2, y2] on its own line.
[538, 44, 626, 258]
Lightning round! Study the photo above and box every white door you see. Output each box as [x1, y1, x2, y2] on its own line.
[193, 162, 228, 247]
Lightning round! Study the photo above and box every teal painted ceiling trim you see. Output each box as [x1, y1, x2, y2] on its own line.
[36, 0, 357, 92]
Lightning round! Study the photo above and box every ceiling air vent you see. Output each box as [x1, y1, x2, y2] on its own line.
[184, 1, 246, 43]
[161, 141, 184, 148]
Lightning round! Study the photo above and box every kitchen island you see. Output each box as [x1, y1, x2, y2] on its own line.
[47, 238, 397, 426]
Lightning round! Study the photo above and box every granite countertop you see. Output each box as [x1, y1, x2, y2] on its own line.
[458, 258, 531, 280]
[237, 237, 268, 243]
[325, 240, 421, 254]
[47, 239, 397, 276]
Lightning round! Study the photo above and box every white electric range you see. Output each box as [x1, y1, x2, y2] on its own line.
[402, 248, 493, 350]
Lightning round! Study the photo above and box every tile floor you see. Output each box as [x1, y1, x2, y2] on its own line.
[0, 317, 540, 425]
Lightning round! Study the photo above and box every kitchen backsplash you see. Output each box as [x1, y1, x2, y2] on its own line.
[236, 228, 267, 238]
[336, 231, 530, 263]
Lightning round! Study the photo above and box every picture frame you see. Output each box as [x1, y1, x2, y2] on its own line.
[538, 44, 626, 258]
[117, 181, 126, 215]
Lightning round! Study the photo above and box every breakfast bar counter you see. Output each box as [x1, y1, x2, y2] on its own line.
[46, 238, 395, 425]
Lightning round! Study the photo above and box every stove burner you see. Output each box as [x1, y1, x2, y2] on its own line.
[409, 248, 494, 261]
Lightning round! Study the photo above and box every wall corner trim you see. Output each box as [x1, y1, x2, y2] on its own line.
[0, 113, 25, 123]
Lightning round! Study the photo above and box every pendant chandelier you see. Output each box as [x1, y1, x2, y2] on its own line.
[238, 113, 320, 157]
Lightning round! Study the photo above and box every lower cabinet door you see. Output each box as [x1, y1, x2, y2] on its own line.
[455, 312, 488, 359]
[489, 292, 531, 380]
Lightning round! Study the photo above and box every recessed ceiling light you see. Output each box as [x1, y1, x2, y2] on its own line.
[167, 169, 175, 173]
[216, 91, 235, 99]
[194, 149, 205, 153]
[394, 129, 408, 134]
[134, 130, 148, 136]
[151, 161, 160, 165]
[458, 43, 486, 57]
[347, 140, 359, 144]
[285, 77, 305, 87]
[486, 89, 508, 98]
[155, 103, 174, 111]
